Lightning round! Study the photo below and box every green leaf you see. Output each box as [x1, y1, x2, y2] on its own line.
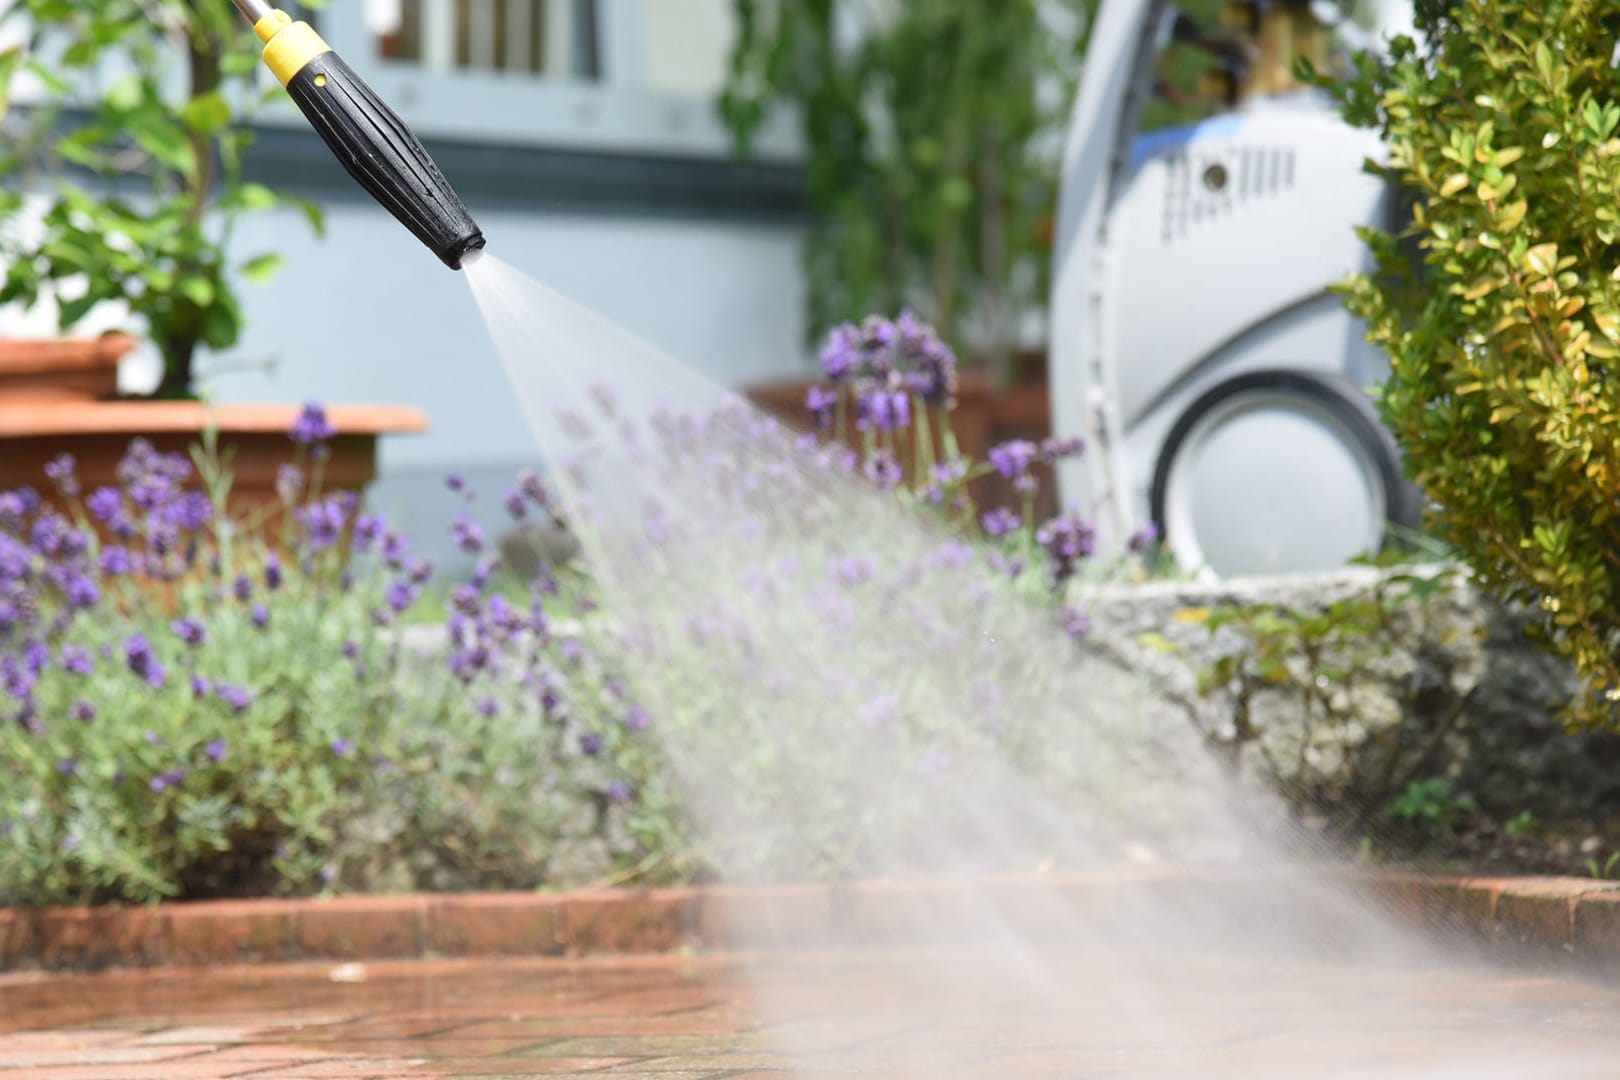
[227, 183, 279, 212]
[126, 112, 196, 174]
[104, 74, 143, 113]
[0, 47, 23, 119]
[1525, 242, 1558, 277]
[1135, 631, 1181, 656]
[178, 275, 216, 308]
[180, 92, 232, 137]
[238, 253, 284, 285]
[288, 195, 326, 238]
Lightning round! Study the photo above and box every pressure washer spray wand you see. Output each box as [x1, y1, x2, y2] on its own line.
[230, 0, 486, 270]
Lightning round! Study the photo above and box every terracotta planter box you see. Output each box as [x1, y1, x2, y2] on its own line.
[0, 402, 429, 532]
[0, 334, 135, 403]
[745, 357, 1057, 520]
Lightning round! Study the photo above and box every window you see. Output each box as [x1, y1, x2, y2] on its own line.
[369, 0, 601, 78]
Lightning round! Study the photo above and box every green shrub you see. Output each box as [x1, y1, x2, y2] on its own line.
[1325, 0, 1620, 722]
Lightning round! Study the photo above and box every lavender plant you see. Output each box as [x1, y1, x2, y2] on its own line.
[0, 407, 668, 906]
[1, 312, 1169, 903]
[804, 310, 1159, 630]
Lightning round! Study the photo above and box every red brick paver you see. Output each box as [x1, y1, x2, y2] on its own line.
[5, 945, 1620, 1078]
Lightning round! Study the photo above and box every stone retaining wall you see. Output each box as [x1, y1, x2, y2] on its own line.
[1082, 566, 1620, 832]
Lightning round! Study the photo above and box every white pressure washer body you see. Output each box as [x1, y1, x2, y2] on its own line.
[1048, 0, 1422, 579]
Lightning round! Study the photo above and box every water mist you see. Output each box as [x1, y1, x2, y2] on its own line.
[463, 250, 1620, 1078]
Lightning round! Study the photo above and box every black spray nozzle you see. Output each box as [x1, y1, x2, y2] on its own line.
[236, 2, 486, 270]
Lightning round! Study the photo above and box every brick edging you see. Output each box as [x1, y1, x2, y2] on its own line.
[5, 870, 1620, 973]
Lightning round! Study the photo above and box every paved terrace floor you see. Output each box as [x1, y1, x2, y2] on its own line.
[4, 948, 1620, 1079]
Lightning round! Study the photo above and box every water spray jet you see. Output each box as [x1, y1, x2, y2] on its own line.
[230, 0, 485, 270]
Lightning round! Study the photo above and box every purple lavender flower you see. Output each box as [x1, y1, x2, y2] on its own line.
[471, 557, 499, 591]
[980, 508, 1021, 539]
[296, 497, 345, 550]
[217, 685, 253, 714]
[63, 572, 99, 610]
[352, 514, 384, 552]
[275, 463, 304, 502]
[501, 487, 527, 521]
[382, 531, 410, 569]
[149, 770, 185, 793]
[59, 645, 93, 677]
[171, 617, 207, 647]
[1128, 523, 1160, 553]
[163, 491, 213, 532]
[450, 584, 481, 617]
[190, 674, 212, 697]
[232, 574, 253, 602]
[451, 513, 485, 555]
[44, 453, 78, 497]
[895, 310, 959, 409]
[806, 386, 839, 430]
[863, 450, 903, 492]
[987, 551, 1026, 580]
[70, 700, 95, 723]
[250, 604, 269, 630]
[517, 469, 551, 510]
[408, 558, 435, 585]
[831, 554, 877, 589]
[385, 581, 416, 615]
[124, 634, 165, 689]
[624, 704, 649, 731]
[330, 737, 355, 757]
[99, 546, 135, 576]
[264, 554, 283, 591]
[989, 440, 1039, 482]
[925, 458, 968, 503]
[476, 696, 498, 718]
[1035, 511, 1099, 587]
[579, 732, 603, 756]
[1059, 605, 1092, 639]
[857, 388, 911, 433]
[1, 656, 34, 701]
[1040, 435, 1086, 463]
[86, 486, 122, 523]
[819, 325, 859, 383]
[448, 644, 490, 682]
[446, 473, 466, 493]
[289, 402, 336, 445]
[56, 758, 76, 776]
[204, 739, 228, 763]
[341, 640, 359, 660]
[604, 780, 631, 804]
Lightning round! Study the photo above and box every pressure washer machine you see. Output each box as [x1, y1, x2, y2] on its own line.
[1047, 0, 1423, 579]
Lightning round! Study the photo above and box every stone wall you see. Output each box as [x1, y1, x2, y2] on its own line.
[1081, 566, 1620, 835]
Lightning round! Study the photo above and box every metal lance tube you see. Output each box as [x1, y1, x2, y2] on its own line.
[230, 2, 486, 269]
[231, 0, 276, 25]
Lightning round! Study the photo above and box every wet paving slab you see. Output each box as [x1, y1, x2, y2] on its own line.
[4, 947, 1620, 1078]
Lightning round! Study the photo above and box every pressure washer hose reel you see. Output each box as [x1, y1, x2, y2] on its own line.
[231, 0, 485, 270]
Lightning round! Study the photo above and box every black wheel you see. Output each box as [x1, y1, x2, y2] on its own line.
[1148, 369, 1422, 577]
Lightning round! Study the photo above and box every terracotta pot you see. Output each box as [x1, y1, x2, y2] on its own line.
[0, 334, 135, 403]
[0, 401, 429, 542]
